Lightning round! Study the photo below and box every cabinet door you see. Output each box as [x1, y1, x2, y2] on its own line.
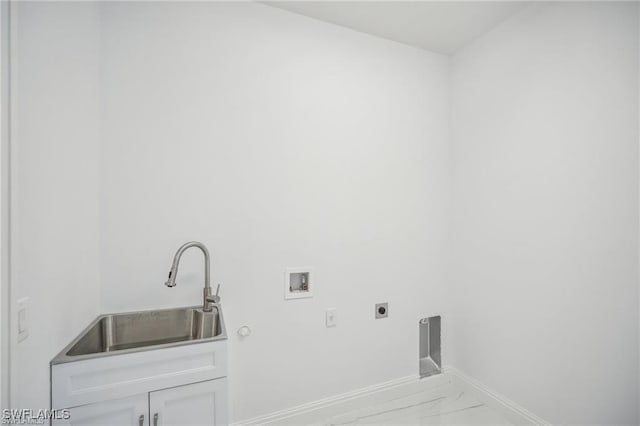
[149, 378, 227, 426]
[53, 394, 149, 426]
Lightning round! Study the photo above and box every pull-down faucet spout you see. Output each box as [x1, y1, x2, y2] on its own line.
[164, 241, 220, 312]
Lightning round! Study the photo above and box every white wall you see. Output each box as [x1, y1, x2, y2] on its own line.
[99, 2, 450, 422]
[11, 2, 101, 410]
[0, 0, 10, 410]
[10, 2, 638, 423]
[450, 3, 639, 424]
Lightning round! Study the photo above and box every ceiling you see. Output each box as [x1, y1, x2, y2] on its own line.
[264, 1, 531, 54]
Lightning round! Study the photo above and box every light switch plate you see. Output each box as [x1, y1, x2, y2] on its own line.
[17, 297, 29, 342]
[325, 308, 337, 327]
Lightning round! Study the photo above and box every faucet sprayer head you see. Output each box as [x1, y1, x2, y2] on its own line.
[165, 270, 177, 287]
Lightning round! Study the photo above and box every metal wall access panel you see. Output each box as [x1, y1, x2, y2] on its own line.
[419, 316, 441, 378]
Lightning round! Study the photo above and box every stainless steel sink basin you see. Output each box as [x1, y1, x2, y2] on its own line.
[51, 305, 227, 364]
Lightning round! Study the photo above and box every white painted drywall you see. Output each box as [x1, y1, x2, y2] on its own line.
[10, 2, 639, 423]
[266, 1, 530, 54]
[638, 5, 640, 419]
[0, 0, 9, 410]
[11, 2, 101, 410]
[450, 3, 639, 424]
[98, 2, 450, 422]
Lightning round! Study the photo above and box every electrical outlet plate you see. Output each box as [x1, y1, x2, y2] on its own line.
[284, 267, 313, 300]
[375, 302, 388, 319]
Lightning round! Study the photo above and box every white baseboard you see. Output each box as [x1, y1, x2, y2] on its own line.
[231, 374, 422, 426]
[445, 366, 551, 426]
[232, 367, 550, 426]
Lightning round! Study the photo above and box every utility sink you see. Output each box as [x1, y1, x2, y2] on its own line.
[51, 305, 227, 364]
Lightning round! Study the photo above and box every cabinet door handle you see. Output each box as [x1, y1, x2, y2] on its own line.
[153, 413, 159, 426]
[138, 415, 144, 426]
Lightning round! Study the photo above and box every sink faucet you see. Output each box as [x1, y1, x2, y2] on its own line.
[164, 241, 220, 312]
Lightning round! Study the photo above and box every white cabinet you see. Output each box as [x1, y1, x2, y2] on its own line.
[53, 394, 148, 426]
[54, 379, 227, 426]
[150, 379, 228, 426]
[51, 340, 228, 426]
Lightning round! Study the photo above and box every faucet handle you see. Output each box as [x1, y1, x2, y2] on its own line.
[206, 284, 221, 304]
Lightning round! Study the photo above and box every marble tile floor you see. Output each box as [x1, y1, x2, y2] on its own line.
[276, 375, 514, 426]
